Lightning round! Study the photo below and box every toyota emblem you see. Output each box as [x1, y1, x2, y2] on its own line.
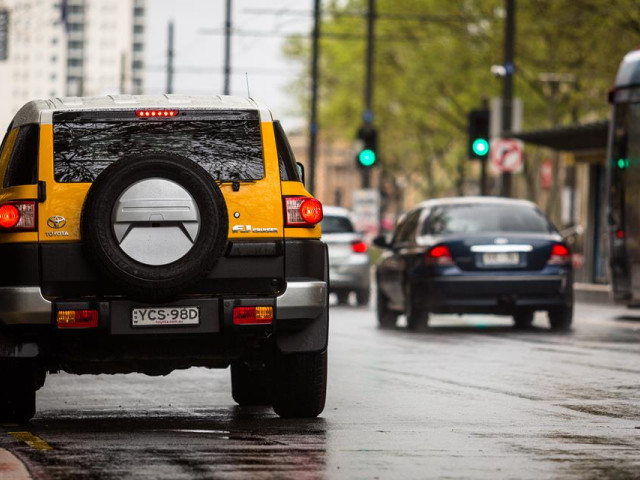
[47, 216, 66, 229]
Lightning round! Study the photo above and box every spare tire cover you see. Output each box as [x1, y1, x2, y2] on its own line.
[81, 152, 228, 301]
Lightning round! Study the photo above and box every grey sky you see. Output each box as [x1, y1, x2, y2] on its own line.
[145, 0, 311, 130]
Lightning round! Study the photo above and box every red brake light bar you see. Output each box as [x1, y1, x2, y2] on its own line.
[0, 201, 37, 232]
[136, 110, 178, 118]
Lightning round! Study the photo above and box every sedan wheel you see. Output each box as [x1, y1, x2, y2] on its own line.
[513, 310, 535, 329]
[405, 286, 429, 331]
[549, 305, 573, 331]
[376, 288, 398, 328]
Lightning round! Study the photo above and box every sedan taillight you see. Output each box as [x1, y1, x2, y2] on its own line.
[0, 201, 37, 232]
[425, 244, 454, 266]
[548, 243, 571, 265]
[351, 240, 368, 253]
[283, 196, 323, 227]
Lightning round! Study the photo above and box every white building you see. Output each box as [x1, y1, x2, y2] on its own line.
[0, 0, 145, 132]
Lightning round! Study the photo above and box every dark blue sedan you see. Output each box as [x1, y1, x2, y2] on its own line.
[374, 197, 573, 330]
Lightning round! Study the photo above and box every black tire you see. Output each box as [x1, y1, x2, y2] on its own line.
[231, 361, 272, 406]
[513, 309, 535, 329]
[549, 305, 573, 331]
[336, 290, 350, 305]
[377, 287, 398, 328]
[405, 285, 429, 331]
[0, 361, 37, 423]
[356, 288, 370, 307]
[272, 350, 327, 418]
[81, 153, 228, 301]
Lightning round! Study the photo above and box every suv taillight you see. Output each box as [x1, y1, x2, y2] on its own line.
[425, 244, 454, 266]
[548, 243, 571, 265]
[0, 201, 37, 232]
[284, 196, 323, 227]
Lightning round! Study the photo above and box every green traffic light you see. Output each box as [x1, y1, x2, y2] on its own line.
[472, 138, 489, 157]
[358, 148, 376, 167]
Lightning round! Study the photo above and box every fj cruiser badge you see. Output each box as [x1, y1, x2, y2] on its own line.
[47, 216, 66, 229]
[232, 225, 278, 233]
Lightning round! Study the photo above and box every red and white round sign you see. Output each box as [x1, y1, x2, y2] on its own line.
[490, 139, 524, 173]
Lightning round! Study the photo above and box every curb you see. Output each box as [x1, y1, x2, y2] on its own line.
[574, 282, 612, 305]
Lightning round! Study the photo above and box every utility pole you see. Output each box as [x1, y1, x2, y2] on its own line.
[362, 0, 376, 189]
[223, 0, 232, 95]
[308, 0, 320, 195]
[500, 0, 515, 197]
[167, 21, 174, 94]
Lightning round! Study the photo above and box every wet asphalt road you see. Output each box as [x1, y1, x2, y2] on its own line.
[2, 299, 640, 479]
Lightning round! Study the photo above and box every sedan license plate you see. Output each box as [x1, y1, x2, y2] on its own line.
[483, 252, 519, 266]
[131, 306, 200, 327]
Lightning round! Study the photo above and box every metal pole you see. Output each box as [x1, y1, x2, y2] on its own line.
[308, 0, 320, 195]
[500, 0, 515, 197]
[167, 21, 174, 94]
[223, 0, 232, 95]
[362, 0, 375, 189]
[480, 98, 488, 195]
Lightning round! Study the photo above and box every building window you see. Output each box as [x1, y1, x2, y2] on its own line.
[133, 25, 144, 34]
[133, 42, 143, 52]
[68, 58, 83, 67]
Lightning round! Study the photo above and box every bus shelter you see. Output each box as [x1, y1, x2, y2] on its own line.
[512, 120, 609, 286]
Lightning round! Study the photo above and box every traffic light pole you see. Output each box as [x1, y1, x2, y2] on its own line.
[500, 0, 515, 197]
[362, 0, 375, 189]
[308, 0, 320, 195]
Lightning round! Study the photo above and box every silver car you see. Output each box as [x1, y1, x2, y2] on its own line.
[322, 206, 371, 306]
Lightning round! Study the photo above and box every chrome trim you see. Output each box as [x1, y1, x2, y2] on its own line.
[434, 275, 563, 282]
[0, 287, 52, 325]
[470, 244, 533, 253]
[277, 280, 327, 320]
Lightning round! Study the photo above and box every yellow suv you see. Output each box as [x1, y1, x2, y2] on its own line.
[0, 96, 328, 422]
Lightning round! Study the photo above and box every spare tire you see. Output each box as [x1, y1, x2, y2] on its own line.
[81, 152, 228, 301]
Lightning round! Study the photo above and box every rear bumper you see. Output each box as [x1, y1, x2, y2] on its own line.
[414, 272, 572, 314]
[0, 280, 326, 327]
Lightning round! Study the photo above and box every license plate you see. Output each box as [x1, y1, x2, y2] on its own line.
[131, 306, 200, 327]
[483, 252, 519, 265]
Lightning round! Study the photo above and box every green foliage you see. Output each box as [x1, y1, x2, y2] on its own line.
[283, 0, 640, 198]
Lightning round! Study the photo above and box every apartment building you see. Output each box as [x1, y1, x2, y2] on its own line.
[0, 0, 145, 131]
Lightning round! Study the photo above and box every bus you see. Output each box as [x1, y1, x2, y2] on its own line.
[607, 49, 640, 304]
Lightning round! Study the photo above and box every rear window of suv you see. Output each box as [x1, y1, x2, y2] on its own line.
[52, 110, 264, 183]
[423, 203, 554, 235]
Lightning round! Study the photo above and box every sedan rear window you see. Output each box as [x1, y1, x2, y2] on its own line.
[423, 204, 554, 235]
[321, 215, 355, 234]
[53, 111, 263, 183]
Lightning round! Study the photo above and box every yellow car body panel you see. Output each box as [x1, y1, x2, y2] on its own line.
[0, 129, 38, 244]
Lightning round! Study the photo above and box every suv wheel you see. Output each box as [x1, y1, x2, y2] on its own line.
[0, 361, 37, 423]
[231, 361, 272, 406]
[336, 290, 350, 305]
[513, 309, 535, 329]
[405, 286, 429, 331]
[549, 305, 573, 331]
[272, 350, 327, 418]
[356, 288, 370, 307]
[81, 153, 228, 301]
[376, 287, 398, 328]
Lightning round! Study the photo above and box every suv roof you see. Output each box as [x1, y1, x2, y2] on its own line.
[11, 95, 275, 128]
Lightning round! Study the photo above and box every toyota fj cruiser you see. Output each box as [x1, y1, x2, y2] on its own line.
[0, 95, 329, 422]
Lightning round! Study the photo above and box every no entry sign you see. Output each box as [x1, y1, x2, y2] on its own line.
[490, 139, 524, 173]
